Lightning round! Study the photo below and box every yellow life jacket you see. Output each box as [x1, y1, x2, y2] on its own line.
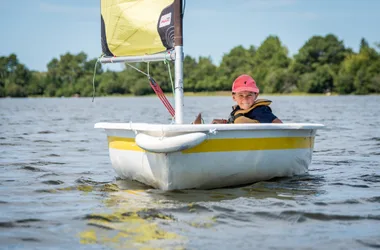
[228, 99, 272, 124]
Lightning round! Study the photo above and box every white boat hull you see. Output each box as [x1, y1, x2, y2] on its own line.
[95, 123, 324, 190]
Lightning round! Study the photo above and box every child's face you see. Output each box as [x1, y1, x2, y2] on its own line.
[232, 91, 257, 110]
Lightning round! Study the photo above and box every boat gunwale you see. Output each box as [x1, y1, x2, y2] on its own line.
[94, 122, 325, 132]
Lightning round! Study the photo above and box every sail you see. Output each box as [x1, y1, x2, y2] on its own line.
[101, 0, 175, 57]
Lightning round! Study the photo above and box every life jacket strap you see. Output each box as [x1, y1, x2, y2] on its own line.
[229, 99, 272, 124]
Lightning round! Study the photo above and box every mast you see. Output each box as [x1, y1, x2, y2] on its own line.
[174, 0, 184, 124]
[100, 0, 182, 123]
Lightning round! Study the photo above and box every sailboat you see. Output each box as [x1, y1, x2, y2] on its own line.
[95, 0, 324, 190]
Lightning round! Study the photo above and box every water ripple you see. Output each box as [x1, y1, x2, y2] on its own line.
[0, 219, 44, 228]
[21, 166, 47, 172]
[330, 182, 370, 188]
[41, 180, 64, 185]
[37, 131, 55, 134]
[33, 140, 52, 143]
[253, 210, 380, 222]
[364, 196, 380, 203]
[356, 239, 380, 248]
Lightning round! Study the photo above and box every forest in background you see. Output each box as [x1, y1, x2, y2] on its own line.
[1, 34, 380, 97]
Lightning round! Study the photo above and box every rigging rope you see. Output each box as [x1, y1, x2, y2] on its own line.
[164, 59, 175, 97]
[125, 61, 175, 118]
[182, 0, 186, 18]
[92, 55, 103, 102]
[92, 58, 175, 118]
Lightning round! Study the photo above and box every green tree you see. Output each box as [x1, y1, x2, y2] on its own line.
[183, 55, 198, 92]
[336, 42, 380, 94]
[264, 69, 298, 93]
[310, 65, 334, 93]
[293, 34, 347, 75]
[252, 36, 290, 92]
[359, 38, 369, 53]
[26, 71, 46, 96]
[45, 52, 91, 96]
[217, 45, 256, 90]
[98, 71, 124, 95]
[0, 54, 31, 97]
[193, 57, 217, 91]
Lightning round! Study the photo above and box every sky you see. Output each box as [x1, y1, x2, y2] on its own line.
[1, 0, 379, 72]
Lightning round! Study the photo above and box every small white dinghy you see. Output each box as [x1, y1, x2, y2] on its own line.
[95, 0, 324, 190]
[95, 122, 323, 190]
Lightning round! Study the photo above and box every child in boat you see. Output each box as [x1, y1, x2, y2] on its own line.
[193, 74, 282, 124]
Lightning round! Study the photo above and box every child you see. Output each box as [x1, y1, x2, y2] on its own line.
[210, 74, 282, 124]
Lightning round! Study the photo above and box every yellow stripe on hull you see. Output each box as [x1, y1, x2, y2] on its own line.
[108, 137, 144, 152]
[183, 137, 314, 153]
[108, 136, 314, 153]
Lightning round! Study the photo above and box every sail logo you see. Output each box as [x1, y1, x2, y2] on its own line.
[159, 13, 172, 28]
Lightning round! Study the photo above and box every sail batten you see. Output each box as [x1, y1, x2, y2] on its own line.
[101, 0, 175, 57]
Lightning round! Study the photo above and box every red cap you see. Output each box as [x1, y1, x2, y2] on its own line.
[232, 74, 260, 93]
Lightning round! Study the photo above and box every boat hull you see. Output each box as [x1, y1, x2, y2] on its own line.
[95, 123, 323, 190]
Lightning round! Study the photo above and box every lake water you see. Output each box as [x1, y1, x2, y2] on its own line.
[0, 96, 379, 249]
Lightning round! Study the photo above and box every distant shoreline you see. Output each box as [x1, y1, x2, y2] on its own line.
[2, 92, 380, 98]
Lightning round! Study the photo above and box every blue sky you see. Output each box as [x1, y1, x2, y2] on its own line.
[1, 0, 379, 72]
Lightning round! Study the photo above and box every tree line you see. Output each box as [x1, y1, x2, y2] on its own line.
[1, 34, 379, 97]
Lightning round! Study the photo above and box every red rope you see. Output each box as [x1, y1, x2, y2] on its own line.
[149, 77, 175, 117]
[149, 81, 174, 115]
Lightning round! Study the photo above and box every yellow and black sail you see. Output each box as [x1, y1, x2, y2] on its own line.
[101, 0, 175, 57]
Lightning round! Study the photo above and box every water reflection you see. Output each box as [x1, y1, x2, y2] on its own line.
[78, 174, 325, 248]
